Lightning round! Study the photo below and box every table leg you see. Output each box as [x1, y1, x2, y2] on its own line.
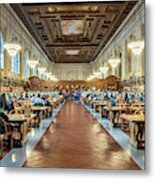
[0, 135, 4, 159]
[135, 122, 145, 149]
[13, 123, 23, 148]
[109, 110, 114, 126]
[130, 122, 145, 149]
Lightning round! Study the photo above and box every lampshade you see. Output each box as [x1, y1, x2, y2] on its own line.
[99, 66, 109, 73]
[93, 71, 102, 78]
[38, 67, 46, 73]
[27, 60, 38, 69]
[108, 58, 120, 68]
[4, 42, 21, 57]
[65, 50, 79, 55]
[45, 72, 52, 78]
[128, 40, 144, 54]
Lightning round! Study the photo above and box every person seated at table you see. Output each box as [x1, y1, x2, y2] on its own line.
[87, 94, 92, 101]
[59, 91, 63, 96]
[110, 94, 116, 107]
[0, 108, 13, 133]
[25, 93, 29, 100]
[0, 110, 9, 122]
[74, 90, 78, 101]
[30, 94, 36, 102]
[86, 94, 89, 99]
[116, 92, 122, 102]
[0, 93, 14, 113]
[41, 95, 46, 101]
[45, 96, 53, 117]
[92, 94, 98, 101]
[130, 94, 136, 101]
[33, 94, 45, 106]
[62, 89, 67, 99]
[18, 93, 25, 100]
[77, 90, 81, 101]
[44, 96, 51, 106]
[125, 102, 132, 114]
[123, 90, 130, 103]
[104, 92, 109, 100]
[140, 93, 145, 102]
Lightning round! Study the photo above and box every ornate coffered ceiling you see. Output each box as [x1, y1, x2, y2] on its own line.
[10, 1, 138, 63]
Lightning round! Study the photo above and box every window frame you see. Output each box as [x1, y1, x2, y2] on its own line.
[0, 32, 4, 69]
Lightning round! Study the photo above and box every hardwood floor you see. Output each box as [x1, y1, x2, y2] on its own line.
[24, 101, 140, 170]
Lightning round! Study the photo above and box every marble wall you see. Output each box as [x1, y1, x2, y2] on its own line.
[53, 63, 91, 81]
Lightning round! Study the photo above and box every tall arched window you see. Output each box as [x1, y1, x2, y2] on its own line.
[38, 70, 41, 78]
[0, 32, 4, 69]
[33, 66, 37, 76]
[24, 50, 30, 77]
[11, 52, 20, 74]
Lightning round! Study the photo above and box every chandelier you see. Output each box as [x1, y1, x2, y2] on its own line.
[93, 71, 102, 79]
[27, 60, 38, 69]
[45, 72, 52, 78]
[128, 40, 144, 55]
[108, 58, 120, 68]
[99, 66, 109, 73]
[38, 67, 46, 73]
[4, 42, 21, 57]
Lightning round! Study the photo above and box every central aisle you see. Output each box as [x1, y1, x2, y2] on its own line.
[24, 101, 140, 169]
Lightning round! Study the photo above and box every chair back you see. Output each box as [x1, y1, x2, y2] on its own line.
[107, 101, 112, 108]
[135, 109, 144, 115]
[0, 117, 7, 134]
[24, 106, 31, 116]
[9, 110, 22, 114]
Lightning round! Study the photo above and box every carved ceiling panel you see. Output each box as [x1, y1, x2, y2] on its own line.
[10, 1, 138, 63]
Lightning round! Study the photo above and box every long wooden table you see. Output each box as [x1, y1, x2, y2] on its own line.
[31, 106, 48, 111]
[15, 106, 47, 111]
[15, 106, 48, 118]
[130, 106, 145, 112]
[120, 114, 145, 149]
[8, 114, 36, 147]
[102, 105, 145, 126]
[91, 100, 107, 112]
[103, 106, 126, 127]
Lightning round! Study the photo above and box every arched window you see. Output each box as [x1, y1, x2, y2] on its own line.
[38, 70, 41, 78]
[33, 66, 37, 76]
[17, 53, 20, 74]
[0, 32, 4, 69]
[11, 52, 20, 74]
[24, 51, 30, 77]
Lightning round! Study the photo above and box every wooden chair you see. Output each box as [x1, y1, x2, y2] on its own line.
[9, 109, 28, 140]
[47, 106, 53, 117]
[13, 102, 21, 108]
[135, 109, 145, 115]
[120, 107, 132, 131]
[23, 106, 32, 131]
[9, 109, 23, 114]
[38, 111, 43, 127]
[0, 117, 13, 158]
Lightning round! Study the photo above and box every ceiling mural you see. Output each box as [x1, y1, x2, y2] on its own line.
[10, 1, 138, 63]
[60, 20, 84, 36]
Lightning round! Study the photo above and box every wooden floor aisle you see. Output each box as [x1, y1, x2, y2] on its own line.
[24, 101, 140, 169]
